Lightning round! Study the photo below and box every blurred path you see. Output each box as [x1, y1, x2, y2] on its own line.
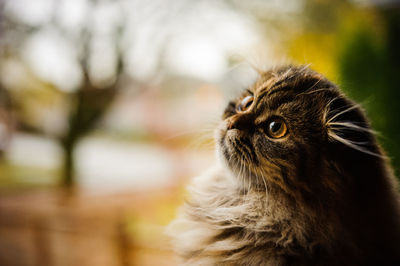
[0, 187, 181, 266]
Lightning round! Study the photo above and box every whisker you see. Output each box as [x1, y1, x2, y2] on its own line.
[255, 167, 269, 201]
[238, 155, 251, 201]
[298, 87, 332, 97]
[186, 135, 216, 151]
[297, 77, 325, 96]
[328, 132, 386, 158]
[163, 128, 215, 141]
[328, 121, 379, 135]
[326, 96, 341, 108]
[327, 104, 360, 123]
[246, 156, 253, 194]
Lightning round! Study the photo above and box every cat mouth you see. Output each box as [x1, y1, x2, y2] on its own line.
[219, 128, 258, 168]
[221, 128, 241, 154]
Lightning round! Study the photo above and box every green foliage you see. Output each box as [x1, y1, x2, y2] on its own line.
[338, 9, 400, 175]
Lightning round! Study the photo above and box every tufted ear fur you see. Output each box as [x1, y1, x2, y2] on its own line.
[322, 93, 391, 197]
[324, 95, 383, 159]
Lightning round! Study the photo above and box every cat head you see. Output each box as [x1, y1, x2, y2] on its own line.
[217, 65, 383, 197]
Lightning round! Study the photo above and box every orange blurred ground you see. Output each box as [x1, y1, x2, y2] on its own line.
[0, 187, 183, 266]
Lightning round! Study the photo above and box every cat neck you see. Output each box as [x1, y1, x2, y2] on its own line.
[206, 166, 318, 225]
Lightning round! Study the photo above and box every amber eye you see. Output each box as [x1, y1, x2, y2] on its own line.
[237, 96, 254, 112]
[267, 118, 287, 139]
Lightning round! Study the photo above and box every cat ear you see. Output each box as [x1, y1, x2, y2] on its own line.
[324, 97, 383, 158]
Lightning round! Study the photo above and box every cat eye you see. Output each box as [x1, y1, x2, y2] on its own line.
[237, 96, 254, 112]
[267, 118, 287, 139]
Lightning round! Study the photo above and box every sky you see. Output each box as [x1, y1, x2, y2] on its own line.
[4, 0, 270, 87]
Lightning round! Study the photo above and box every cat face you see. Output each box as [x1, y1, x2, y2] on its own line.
[217, 66, 380, 194]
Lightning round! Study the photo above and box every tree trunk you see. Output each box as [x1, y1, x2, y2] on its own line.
[62, 139, 76, 188]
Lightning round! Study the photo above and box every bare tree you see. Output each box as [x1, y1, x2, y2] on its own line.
[0, 0, 127, 187]
[60, 28, 124, 187]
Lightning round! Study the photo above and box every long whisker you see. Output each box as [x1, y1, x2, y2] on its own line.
[327, 104, 360, 123]
[246, 156, 253, 194]
[328, 121, 379, 135]
[328, 132, 386, 158]
[295, 78, 325, 97]
[326, 96, 340, 108]
[239, 154, 252, 202]
[298, 87, 332, 96]
[261, 170, 269, 201]
[255, 167, 269, 202]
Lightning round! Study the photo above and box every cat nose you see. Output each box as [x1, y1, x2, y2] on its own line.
[227, 115, 253, 130]
[227, 119, 235, 130]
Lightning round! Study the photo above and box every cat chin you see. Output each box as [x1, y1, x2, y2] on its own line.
[214, 129, 236, 176]
[214, 122, 252, 180]
[215, 140, 248, 181]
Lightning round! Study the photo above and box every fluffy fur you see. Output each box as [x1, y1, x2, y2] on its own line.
[167, 65, 400, 265]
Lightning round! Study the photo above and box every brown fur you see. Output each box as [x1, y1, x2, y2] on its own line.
[167, 65, 400, 265]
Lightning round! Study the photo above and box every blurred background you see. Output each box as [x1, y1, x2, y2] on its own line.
[0, 0, 399, 265]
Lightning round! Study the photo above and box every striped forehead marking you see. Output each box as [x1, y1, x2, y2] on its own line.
[255, 78, 276, 94]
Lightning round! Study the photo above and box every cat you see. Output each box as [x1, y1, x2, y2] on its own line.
[167, 65, 400, 265]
